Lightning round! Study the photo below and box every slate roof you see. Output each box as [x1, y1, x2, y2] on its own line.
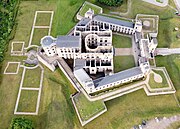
[93, 67, 143, 87]
[93, 15, 134, 28]
[74, 59, 86, 71]
[77, 18, 91, 26]
[41, 36, 54, 47]
[56, 36, 81, 48]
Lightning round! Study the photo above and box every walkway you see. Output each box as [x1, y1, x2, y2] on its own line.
[142, 0, 169, 7]
[156, 48, 180, 56]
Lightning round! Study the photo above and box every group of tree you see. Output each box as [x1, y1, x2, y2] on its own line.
[0, 0, 19, 62]
[97, 0, 123, 6]
[9, 117, 34, 129]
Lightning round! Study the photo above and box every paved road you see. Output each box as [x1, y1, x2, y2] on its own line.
[143, 0, 168, 7]
[156, 48, 180, 56]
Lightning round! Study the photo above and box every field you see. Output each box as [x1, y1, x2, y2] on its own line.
[31, 28, 49, 46]
[17, 90, 39, 112]
[35, 13, 52, 26]
[0, 0, 180, 129]
[73, 93, 106, 121]
[22, 67, 41, 88]
[112, 34, 132, 48]
[148, 70, 169, 89]
[79, 2, 101, 16]
[114, 56, 135, 73]
[4, 63, 19, 73]
[12, 43, 24, 52]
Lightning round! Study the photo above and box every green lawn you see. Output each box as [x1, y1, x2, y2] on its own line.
[35, 13, 52, 26]
[22, 67, 41, 88]
[112, 34, 132, 48]
[12, 43, 23, 51]
[114, 56, 135, 73]
[155, 55, 180, 101]
[73, 93, 106, 121]
[86, 89, 180, 129]
[31, 28, 49, 46]
[5, 63, 19, 73]
[17, 90, 39, 112]
[0, 0, 180, 129]
[148, 70, 169, 89]
[79, 2, 101, 16]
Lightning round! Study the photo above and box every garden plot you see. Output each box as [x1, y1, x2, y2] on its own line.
[11, 41, 25, 56]
[22, 66, 42, 88]
[31, 28, 49, 46]
[17, 90, 39, 113]
[28, 11, 54, 47]
[35, 12, 53, 26]
[4, 62, 20, 74]
[14, 65, 44, 115]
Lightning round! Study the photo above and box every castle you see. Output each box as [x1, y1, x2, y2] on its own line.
[39, 9, 158, 94]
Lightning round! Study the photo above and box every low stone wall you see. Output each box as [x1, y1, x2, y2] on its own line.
[37, 54, 55, 71]
[71, 93, 107, 126]
[76, 1, 103, 20]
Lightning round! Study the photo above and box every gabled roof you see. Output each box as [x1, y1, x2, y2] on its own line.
[56, 36, 81, 48]
[93, 67, 143, 87]
[93, 15, 134, 28]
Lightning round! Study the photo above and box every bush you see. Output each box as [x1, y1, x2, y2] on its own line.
[98, 0, 123, 6]
[9, 117, 34, 129]
[0, 0, 19, 62]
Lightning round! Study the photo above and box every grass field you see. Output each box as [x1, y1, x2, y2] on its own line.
[112, 34, 132, 48]
[22, 67, 41, 88]
[31, 28, 49, 46]
[114, 56, 135, 73]
[12, 43, 23, 51]
[148, 70, 169, 89]
[0, 0, 180, 128]
[79, 2, 101, 16]
[5, 63, 19, 73]
[35, 13, 52, 26]
[17, 90, 39, 112]
[73, 93, 106, 121]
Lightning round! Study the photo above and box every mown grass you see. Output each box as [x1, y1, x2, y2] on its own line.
[79, 2, 101, 16]
[0, 0, 180, 129]
[148, 70, 169, 89]
[31, 28, 49, 46]
[22, 67, 41, 88]
[5, 63, 19, 73]
[35, 13, 52, 26]
[74, 93, 105, 121]
[17, 90, 39, 112]
[112, 34, 132, 48]
[114, 55, 135, 73]
[12, 43, 23, 51]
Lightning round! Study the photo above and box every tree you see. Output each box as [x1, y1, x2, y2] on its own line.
[98, 0, 123, 6]
[9, 117, 34, 129]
